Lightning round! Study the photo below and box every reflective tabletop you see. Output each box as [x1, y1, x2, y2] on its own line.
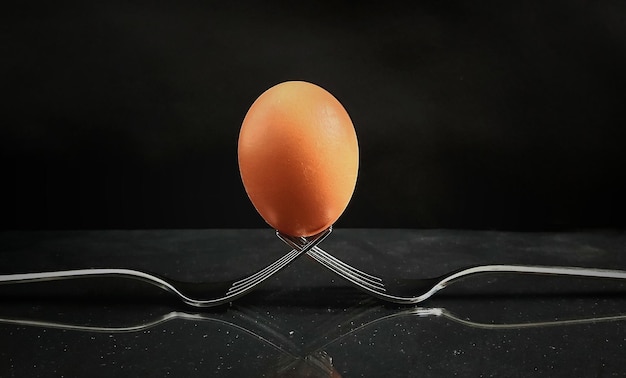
[1, 229, 625, 377]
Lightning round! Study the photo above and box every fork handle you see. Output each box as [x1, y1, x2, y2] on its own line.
[0, 268, 164, 285]
[442, 265, 626, 288]
[410, 264, 626, 305]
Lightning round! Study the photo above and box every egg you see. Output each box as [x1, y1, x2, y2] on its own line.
[238, 81, 359, 237]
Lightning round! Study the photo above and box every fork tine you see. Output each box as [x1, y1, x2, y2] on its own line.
[230, 232, 322, 290]
[307, 249, 386, 292]
[229, 249, 299, 290]
[226, 249, 300, 296]
[278, 235, 387, 292]
[227, 228, 333, 297]
[310, 247, 384, 284]
[306, 249, 387, 293]
[289, 237, 385, 289]
[296, 238, 382, 283]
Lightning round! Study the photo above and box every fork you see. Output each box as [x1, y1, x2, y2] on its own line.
[279, 234, 626, 304]
[0, 228, 331, 308]
[3, 228, 626, 307]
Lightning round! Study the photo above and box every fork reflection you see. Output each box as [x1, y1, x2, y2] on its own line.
[2, 299, 626, 377]
[2, 300, 626, 343]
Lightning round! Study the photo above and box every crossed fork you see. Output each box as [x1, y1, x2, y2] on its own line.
[2, 227, 626, 307]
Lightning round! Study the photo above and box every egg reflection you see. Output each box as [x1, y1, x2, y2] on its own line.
[267, 351, 342, 378]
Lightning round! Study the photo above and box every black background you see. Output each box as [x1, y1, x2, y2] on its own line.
[2, 1, 625, 231]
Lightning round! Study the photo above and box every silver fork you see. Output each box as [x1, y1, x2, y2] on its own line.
[279, 234, 626, 304]
[0, 228, 332, 307]
[3, 228, 626, 307]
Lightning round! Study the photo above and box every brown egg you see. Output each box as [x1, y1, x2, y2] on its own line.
[238, 81, 359, 236]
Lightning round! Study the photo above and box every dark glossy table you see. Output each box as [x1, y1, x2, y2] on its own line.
[1, 229, 625, 377]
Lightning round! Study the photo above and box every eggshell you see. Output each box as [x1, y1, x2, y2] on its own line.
[238, 81, 359, 236]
